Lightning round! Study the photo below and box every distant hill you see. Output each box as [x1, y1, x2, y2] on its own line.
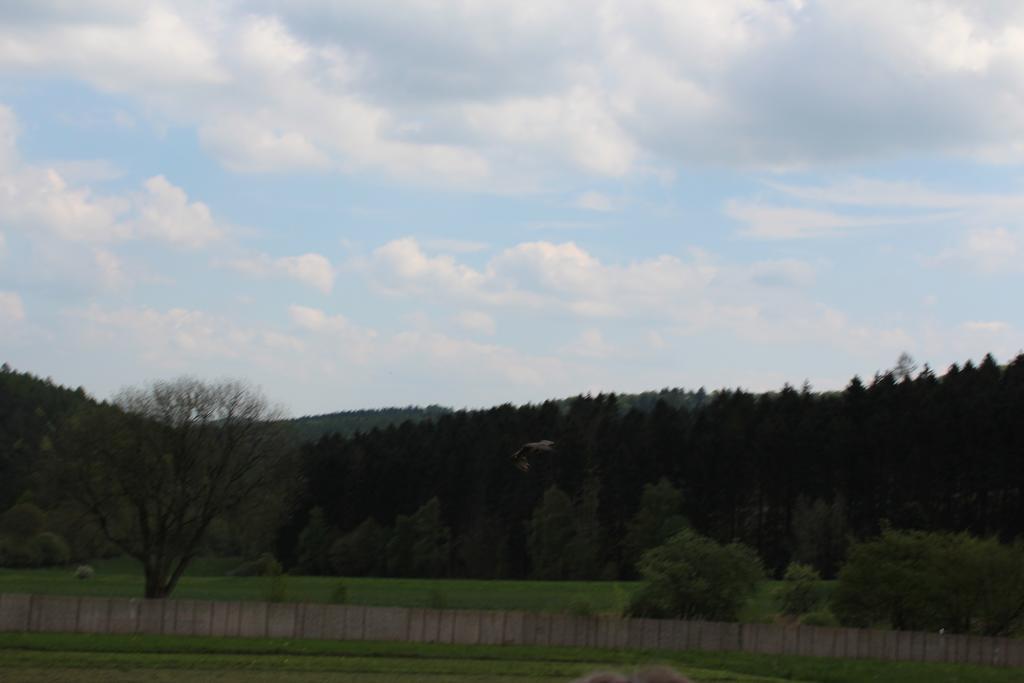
[283, 389, 714, 443]
[284, 405, 455, 442]
[0, 362, 717, 464]
[0, 364, 95, 509]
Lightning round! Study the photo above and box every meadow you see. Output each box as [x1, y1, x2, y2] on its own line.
[0, 560, 1010, 682]
[0, 633, 1017, 683]
[0, 558, 799, 622]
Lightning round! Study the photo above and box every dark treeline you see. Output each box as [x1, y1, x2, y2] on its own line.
[3, 354, 1023, 584]
[0, 364, 91, 511]
[286, 353, 1024, 579]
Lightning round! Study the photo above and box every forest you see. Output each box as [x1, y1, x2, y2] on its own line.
[2, 352, 1023, 585]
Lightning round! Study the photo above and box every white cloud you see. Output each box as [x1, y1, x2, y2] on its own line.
[931, 226, 1021, 272]
[526, 220, 601, 231]
[768, 177, 1024, 211]
[370, 237, 717, 318]
[389, 329, 566, 389]
[725, 201, 908, 239]
[73, 304, 303, 369]
[0, 291, 25, 323]
[463, 88, 637, 176]
[232, 253, 335, 293]
[134, 175, 222, 248]
[963, 320, 1010, 333]
[455, 310, 496, 336]
[748, 259, 817, 288]
[575, 191, 615, 212]
[739, 177, 1024, 278]
[93, 248, 129, 290]
[646, 330, 667, 350]
[289, 304, 356, 335]
[565, 328, 613, 358]
[367, 236, 921, 367]
[962, 227, 1020, 272]
[0, 106, 226, 249]
[47, 159, 124, 185]
[277, 254, 334, 293]
[10, 2, 1024, 184]
[0, 166, 131, 242]
[199, 119, 331, 173]
[283, 306, 561, 396]
[421, 238, 488, 254]
[371, 237, 487, 296]
[0, 4, 227, 91]
[0, 104, 17, 170]
[287, 304, 378, 362]
[921, 318, 1021, 365]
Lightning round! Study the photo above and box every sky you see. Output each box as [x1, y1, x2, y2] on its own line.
[0, 0, 1021, 416]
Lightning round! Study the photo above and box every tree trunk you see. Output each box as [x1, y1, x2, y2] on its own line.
[143, 566, 170, 599]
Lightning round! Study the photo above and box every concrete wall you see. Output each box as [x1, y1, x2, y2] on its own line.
[1, 592, 1021, 668]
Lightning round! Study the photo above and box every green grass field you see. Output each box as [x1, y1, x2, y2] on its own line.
[0, 633, 1014, 683]
[0, 558, 803, 622]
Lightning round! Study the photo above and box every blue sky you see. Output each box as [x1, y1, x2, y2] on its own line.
[0, 1, 1021, 415]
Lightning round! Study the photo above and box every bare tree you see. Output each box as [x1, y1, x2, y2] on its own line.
[50, 378, 289, 598]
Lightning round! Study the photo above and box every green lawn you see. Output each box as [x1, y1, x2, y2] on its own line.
[0, 633, 1015, 683]
[0, 558, 805, 620]
[0, 561, 638, 614]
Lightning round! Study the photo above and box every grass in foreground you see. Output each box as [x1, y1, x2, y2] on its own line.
[0, 633, 1016, 683]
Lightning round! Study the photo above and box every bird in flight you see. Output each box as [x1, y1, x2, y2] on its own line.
[511, 440, 555, 472]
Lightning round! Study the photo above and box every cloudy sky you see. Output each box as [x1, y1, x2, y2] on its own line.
[0, 1, 1021, 415]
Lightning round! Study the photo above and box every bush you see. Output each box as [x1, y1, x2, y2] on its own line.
[778, 562, 821, 615]
[329, 518, 389, 576]
[295, 507, 333, 575]
[74, 564, 95, 580]
[0, 503, 46, 542]
[832, 529, 1024, 635]
[32, 532, 70, 566]
[263, 557, 287, 603]
[0, 536, 42, 567]
[566, 597, 595, 617]
[801, 608, 839, 627]
[627, 529, 764, 621]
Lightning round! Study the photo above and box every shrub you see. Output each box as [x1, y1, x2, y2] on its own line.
[33, 532, 70, 566]
[566, 597, 595, 617]
[0, 536, 41, 567]
[0, 503, 46, 542]
[263, 557, 287, 603]
[74, 564, 95, 580]
[329, 518, 389, 576]
[832, 529, 1024, 635]
[295, 507, 333, 575]
[627, 529, 764, 621]
[778, 562, 821, 615]
[791, 496, 848, 578]
[801, 608, 839, 627]
[623, 478, 687, 570]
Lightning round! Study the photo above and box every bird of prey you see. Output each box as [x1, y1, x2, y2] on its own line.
[511, 440, 555, 472]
